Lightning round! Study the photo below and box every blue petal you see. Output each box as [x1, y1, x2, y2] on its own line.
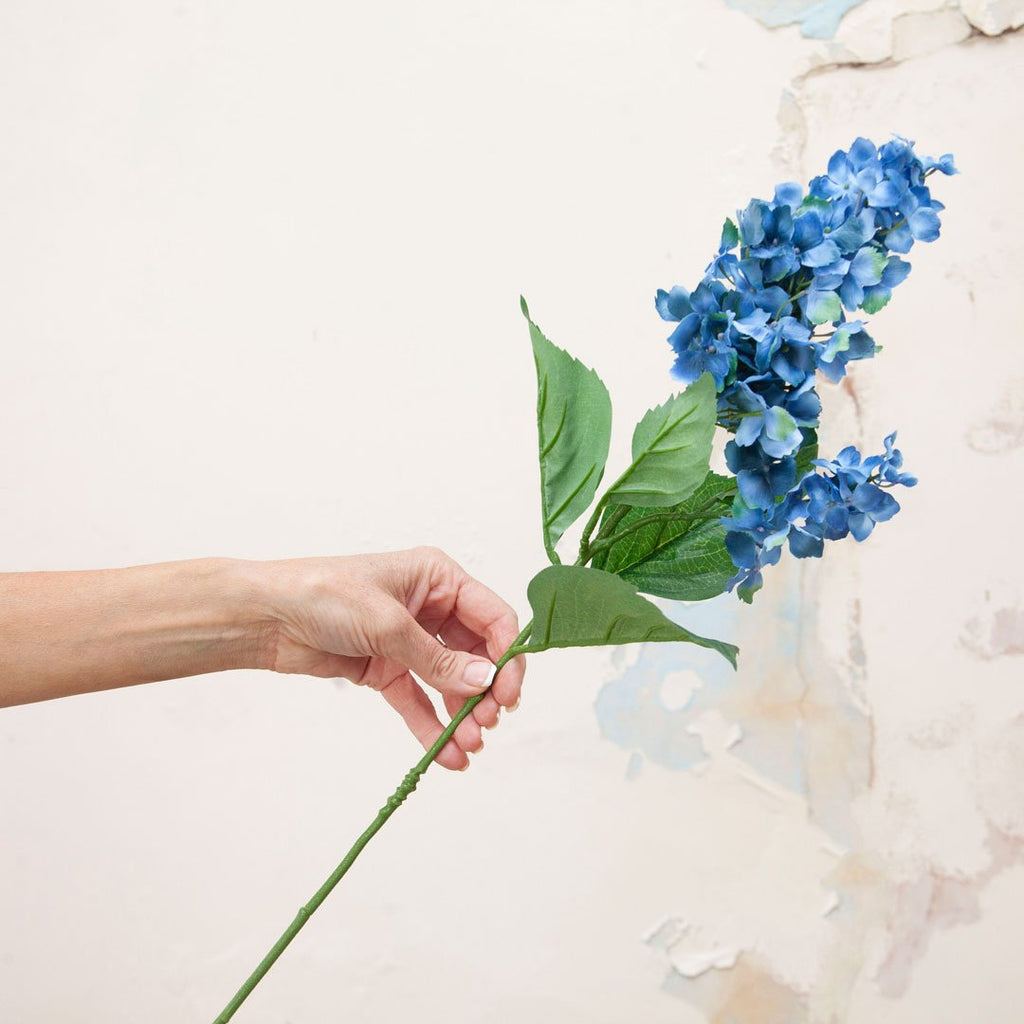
[753, 285, 791, 314]
[780, 318, 812, 343]
[881, 256, 912, 287]
[827, 150, 851, 184]
[923, 153, 958, 175]
[846, 330, 876, 361]
[656, 285, 692, 322]
[771, 351, 808, 388]
[724, 530, 758, 569]
[803, 240, 842, 268]
[760, 428, 802, 459]
[774, 182, 804, 208]
[667, 313, 700, 351]
[768, 457, 797, 496]
[793, 211, 823, 250]
[670, 347, 705, 386]
[733, 308, 773, 342]
[848, 510, 875, 541]
[822, 505, 850, 539]
[839, 276, 865, 310]
[764, 252, 798, 282]
[850, 247, 887, 287]
[867, 179, 903, 208]
[885, 223, 914, 253]
[740, 200, 767, 246]
[854, 485, 900, 522]
[735, 415, 763, 448]
[909, 207, 941, 242]
[811, 263, 848, 290]
[690, 281, 721, 315]
[789, 526, 824, 559]
[827, 212, 871, 254]
[723, 439, 745, 474]
[737, 470, 774, 509]
[848, 137, 878, 167]
[786, 385, 821, 424]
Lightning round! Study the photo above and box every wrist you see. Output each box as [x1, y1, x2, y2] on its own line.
[211, 558, 283, 672]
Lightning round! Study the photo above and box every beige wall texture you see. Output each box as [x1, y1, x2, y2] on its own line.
[2, 2, 1022, 1022]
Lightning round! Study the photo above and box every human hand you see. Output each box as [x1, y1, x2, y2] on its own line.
[255, 547, 526, 770]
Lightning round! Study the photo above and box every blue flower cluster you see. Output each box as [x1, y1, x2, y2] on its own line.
[722, 432, 917, 601]
[655, 135, 955, 601]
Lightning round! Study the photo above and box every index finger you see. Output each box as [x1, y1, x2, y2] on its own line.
[452, 574, 526, 709]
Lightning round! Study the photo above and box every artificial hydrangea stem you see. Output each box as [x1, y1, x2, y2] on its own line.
[577, 494, 610, 564]
[211, 620, 534, 1023]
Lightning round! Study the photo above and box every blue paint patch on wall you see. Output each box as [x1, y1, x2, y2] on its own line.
[725, 0, 867, 39]
[594, 595, 738, 774]
[594, 579, 873, 848]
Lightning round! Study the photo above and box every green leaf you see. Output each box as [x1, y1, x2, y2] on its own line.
[605, 373, 716, 508]
[795, 429, 819, 480]
[519, 564, 738, 667]
[591, 472, 738, 601]
[522, 297, 612, 563]
[720, 217, 739, 250]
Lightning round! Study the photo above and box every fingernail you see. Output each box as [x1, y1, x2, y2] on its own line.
[462, 661, 495, 689]
[507, 697, 520, 714]
[484, 709, 501, 730]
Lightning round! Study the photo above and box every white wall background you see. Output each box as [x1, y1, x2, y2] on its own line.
[1, 2, 1022, 1021]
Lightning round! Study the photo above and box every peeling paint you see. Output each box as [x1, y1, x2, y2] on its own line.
[962, 586, 1024, 659]
[593, 596, 737, 773]
[892, 8, 972, 60]
[960, 0, 1024, 33]
[646, 919, 811, 1018]
[725, 0, 868, 39]
[596, 577, 871, 846]
[644, 918, 742, 977]
[663, 950, 810, 1022]
[728, 0, 1024, 64]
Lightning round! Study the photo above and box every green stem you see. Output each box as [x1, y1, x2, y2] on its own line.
[576, 494, 609, 564]
[582, 504, 629, 562]
[211, 620, 534, 1023]
[776, 286, 809, 318]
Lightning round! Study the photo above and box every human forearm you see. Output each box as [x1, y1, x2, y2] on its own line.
[0, 548, 526, 768]
[0, 558, 271, 707]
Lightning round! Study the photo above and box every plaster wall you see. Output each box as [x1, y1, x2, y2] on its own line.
[1, 2, 1021, 1021]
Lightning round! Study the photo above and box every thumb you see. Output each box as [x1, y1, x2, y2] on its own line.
[382, 606, 496, 698]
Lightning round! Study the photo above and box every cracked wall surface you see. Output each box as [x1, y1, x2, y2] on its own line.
[0, 2, 1021, 1022]
[598, 5, 1024, 1021]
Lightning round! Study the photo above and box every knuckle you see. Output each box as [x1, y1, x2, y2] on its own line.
[430, 642, 461, 681]
[414, 544, 446, 564]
